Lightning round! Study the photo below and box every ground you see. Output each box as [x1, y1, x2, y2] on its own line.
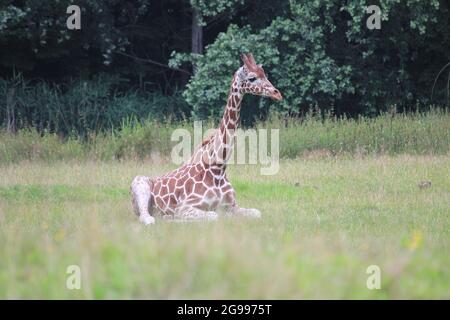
[0, 155, 449, 299]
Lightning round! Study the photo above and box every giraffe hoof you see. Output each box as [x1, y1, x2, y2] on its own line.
[206, 211, 219, 221]
[248, 209, 262, 218]
[140, 215, 156, 225]
[234, 208, 262, 218]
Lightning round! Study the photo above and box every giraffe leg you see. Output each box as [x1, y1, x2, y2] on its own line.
[173, 205, 218, 221]
[131, 176, 155, 225]
[230, 206, 262, 218]
[221, 189, 262, 218]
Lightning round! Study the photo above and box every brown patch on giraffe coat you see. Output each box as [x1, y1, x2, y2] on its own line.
[194, 183, 207, 194]
[161, 185, 169, 195]
[185, 178, 194, 194]
[170, 195, 178, 208]
[168, 178, 176, 191]
[188, 166, 199, 176]
[233, 95, 240, 106]
[193, 171, 204, 182]
[203, 170, 214, 185]
[229, 109, 236, 120]
[155, 196, 165, 208]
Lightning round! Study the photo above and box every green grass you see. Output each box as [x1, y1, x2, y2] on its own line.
[1, 109, 449, 164]
[0, 156, 448, 299]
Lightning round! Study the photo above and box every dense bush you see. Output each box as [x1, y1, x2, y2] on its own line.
[0, 0, 449, 130]
[0, 74, 191, 136]
[171, 0, 449, 119]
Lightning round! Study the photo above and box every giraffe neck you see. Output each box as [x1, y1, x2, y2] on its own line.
[209, 75, 243, 166]
[220, 76, 243, 140]
[190, 74, 243, 167]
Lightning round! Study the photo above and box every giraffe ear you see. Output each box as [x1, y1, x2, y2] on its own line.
[236, 65, 246, 79]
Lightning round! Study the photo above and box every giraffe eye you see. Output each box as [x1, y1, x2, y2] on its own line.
[248, 77, 257, 82]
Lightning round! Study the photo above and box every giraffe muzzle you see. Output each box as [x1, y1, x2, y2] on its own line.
[271, 89, 283, 101]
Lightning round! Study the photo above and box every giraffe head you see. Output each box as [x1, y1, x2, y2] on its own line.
[235, 53, 282, 101]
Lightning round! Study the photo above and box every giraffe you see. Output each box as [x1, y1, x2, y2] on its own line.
[130, 53, 282, 225]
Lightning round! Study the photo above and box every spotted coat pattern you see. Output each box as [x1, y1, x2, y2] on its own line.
[130, 53, 282, 224]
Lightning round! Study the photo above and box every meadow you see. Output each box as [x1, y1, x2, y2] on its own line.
[0, 155, 449, 299]
[1, 0, 449, 301]
[1, 108, 448, 163]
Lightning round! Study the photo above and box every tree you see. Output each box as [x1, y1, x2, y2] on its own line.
[0, 0, 150, 74]
[173, 0, 448, 120]
[0, 0, 448, 130]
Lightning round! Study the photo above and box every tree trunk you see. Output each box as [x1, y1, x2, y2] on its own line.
[6, 88, 16, 134]
[191, 7, 203, 74]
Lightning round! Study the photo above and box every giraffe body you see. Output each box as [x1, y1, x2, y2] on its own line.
[131, 162, 239, 222]
[131, 53, 281, 224]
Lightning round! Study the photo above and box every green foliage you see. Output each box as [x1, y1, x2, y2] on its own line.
[0, 74, 190, 136]
[0, 4, 26, 31]
[1, 0, 449, 125]
[190, 0, 245, 25]
[0, 0, 149, 68]
[174, 0, 449, 119]
[1, 109, 448, 163]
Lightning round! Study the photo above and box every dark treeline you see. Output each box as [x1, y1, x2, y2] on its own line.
[0, 0, 449, 136]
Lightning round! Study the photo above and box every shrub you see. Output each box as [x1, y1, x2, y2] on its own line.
[0, 73, 191, 137]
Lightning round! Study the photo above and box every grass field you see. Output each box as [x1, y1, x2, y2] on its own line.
[0, 155, 449, 299]
[1, 109, 449, 163]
